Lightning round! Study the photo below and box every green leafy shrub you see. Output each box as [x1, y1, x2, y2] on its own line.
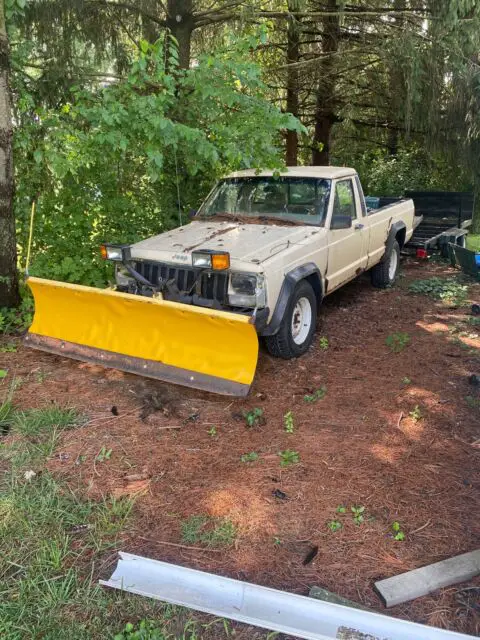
[279, 449, 300, 467]
[409, 405, 423, 421]
[355, 146, 469, 197]
[0, 283, 33, 334]
[385, 332, 410, 353]
[304, 385, 327, 403]
[284, 411, 294, 433]
[391, 521, 405, 541]
[408, 277, 469, 306]
[318, 336, 329, 350]
[351, 505, 365, 525]
[240, 451, 259, 463]
[244, 407, 264, 427]
[327, 520, 342, 532]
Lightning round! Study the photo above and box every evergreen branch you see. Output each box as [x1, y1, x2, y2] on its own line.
[255, 9, 430, 19]
[85, 0, 166, 26]
[194, 1, 248, 19]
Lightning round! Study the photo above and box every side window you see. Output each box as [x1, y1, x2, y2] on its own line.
[332, 180, 356, 222]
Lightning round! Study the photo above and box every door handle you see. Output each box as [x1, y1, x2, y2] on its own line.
[354, 223, 364, 230]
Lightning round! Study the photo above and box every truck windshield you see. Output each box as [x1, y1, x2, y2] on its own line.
[199, 177, 332, 226]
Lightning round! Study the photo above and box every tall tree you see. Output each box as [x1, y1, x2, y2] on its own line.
[311, 0, 340, 164]
[286, 0, 301, 165]
[0, 0, 19, 308]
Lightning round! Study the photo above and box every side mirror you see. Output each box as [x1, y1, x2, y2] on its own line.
[330, 215, 352, 230]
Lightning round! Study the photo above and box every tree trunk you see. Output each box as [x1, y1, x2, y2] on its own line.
[166, 0, 193, 69]
[286, 0, 301, 166]
[0, 2, 19, 309]
[311, 0, 340, 165]
[471, 141, 480, 234]
[387, 0, 405, 156]
[141, 0, 161, 44]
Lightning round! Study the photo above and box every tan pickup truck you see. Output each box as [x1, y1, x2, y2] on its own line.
[108, 166, 415, 358]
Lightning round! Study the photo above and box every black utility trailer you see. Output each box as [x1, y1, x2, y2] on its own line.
[403, 191, 474, 257]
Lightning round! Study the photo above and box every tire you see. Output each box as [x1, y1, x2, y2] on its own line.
[371, 239, 400, 288]
[265, 280, 317, 358]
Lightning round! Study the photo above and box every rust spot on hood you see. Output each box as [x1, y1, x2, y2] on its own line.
[183, 225, 238, 252]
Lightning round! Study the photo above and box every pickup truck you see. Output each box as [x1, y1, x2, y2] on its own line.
[106, 166, 415, 359]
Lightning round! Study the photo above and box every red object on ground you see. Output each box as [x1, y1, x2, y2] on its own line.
[416, 248, 428, 259]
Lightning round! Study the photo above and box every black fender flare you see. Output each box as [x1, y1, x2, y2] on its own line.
[382, 221, 406, 262]
[261, 263, 323, 336]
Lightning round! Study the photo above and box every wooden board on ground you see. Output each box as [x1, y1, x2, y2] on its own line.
[375, 549, 480, 607]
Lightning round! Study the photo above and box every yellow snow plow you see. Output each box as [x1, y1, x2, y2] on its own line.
[25, 277, 259, 396]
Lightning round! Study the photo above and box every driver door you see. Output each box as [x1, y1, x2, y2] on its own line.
[326, 179, 365, 291]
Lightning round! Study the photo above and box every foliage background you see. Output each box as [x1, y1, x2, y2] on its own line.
[6, 0, 480, 288]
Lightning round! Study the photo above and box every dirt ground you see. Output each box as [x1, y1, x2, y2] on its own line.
[2, 258, 480, 636]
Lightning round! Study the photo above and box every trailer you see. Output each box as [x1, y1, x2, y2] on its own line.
[403, 191, 473, 257]
[366, 191, 474, 258]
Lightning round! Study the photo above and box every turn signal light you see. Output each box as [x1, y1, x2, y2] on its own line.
[212, 253, 230, 270]
[100, 244, 108, 260]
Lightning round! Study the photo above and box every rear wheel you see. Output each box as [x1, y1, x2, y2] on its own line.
[371, 240, 400, 288]
[265, 280, 317, 358]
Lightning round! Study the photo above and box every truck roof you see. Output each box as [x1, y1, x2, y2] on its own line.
[226, 166, 356, 180]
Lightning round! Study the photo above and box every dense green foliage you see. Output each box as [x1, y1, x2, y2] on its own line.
[355, 147, 471, 197]
[14, 32, 301, 285]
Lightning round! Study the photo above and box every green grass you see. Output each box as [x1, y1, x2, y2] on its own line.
[13, 405, 85, 436]
[0, 399, 277, 639]
[466, 233, 480, 252]
[0, 402, 147, 638]
[181, 515, 237, 547]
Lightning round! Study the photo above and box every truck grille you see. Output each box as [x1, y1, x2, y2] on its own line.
[133, 261, 228, 304]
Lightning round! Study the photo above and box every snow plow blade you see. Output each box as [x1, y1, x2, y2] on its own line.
[25, 277, 259, 396]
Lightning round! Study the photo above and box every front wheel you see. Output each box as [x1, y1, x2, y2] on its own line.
[371, 240, 400, 288]
[265, 280, 317, 359]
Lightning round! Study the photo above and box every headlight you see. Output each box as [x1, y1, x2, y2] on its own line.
[192, 252, 212, 268]
[100, 244, 123, 261]
[228, 273, 266, 308]
[230, 273, 257, 296]
[192, 251, 230, 270]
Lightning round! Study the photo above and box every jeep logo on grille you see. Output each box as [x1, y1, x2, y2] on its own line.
[173, 254, 189, 262]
